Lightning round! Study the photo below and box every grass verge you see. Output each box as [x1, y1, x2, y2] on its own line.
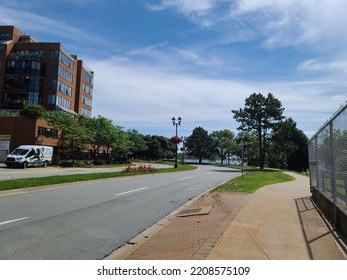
[215, 169, 295, 193]
[0, 164, 196, 192]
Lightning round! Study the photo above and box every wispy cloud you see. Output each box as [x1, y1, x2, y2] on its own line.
[88, 56, 347, 137]
[298, 58, 347, 74]
[0, 5, 110, 53]
[147, 0, 222, 27]
[2, 0, 346, 138]
[148, 0, 347, 52]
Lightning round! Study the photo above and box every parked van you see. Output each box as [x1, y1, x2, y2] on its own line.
[5, 145, 53, 168]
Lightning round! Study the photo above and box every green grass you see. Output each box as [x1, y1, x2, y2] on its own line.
[0, 164, 197, 192]
[215, 169, 295, 193]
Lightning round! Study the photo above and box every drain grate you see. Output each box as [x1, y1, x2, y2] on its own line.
[176, 206, 213, 217]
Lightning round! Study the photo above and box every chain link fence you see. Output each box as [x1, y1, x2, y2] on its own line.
[309, 103, 347, 233]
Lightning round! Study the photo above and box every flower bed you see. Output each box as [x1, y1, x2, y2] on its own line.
[121, 163, 157, 173]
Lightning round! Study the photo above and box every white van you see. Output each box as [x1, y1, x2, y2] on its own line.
[5, 145, 53, 168]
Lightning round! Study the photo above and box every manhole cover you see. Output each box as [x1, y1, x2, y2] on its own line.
[176, 206, 213, 217]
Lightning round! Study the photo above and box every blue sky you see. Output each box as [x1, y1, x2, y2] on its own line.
[1, 0, 347, 138]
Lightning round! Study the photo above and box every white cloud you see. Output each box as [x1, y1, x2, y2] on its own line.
[0, 5, 108, 52]
[147, 0, 217, 14]
[231, 0, 347, 50]
[298, 58, 347, 73]
[2, 0, 346, 138]
[88, 56, 347, 137]
[147, 0, 221, 27]
[149, 0, 347, 51]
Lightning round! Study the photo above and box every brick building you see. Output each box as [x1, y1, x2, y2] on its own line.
[0, 25, 94, 161]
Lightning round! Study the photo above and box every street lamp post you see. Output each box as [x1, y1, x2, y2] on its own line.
[172, 117, 182, 168]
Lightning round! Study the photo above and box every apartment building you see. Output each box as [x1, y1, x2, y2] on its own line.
[0, 25, 94, 161]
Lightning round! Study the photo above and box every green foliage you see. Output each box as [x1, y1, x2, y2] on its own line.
[268, 117, 309, 171]
[215, 170, 295, 193]
[128, 129, 148, 159]
[20, 104, 46, 119]
[210, 129, 238, 164]
[232, 93, 285, 169]
[235, 131, 259, 166]
[81, 115, 117, 158]
[60, 160, 91, 167]
[44, 112, 90, 161]
[185, 127, 214, 163]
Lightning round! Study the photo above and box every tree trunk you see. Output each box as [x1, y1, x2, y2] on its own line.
[258, 126, 264, 169]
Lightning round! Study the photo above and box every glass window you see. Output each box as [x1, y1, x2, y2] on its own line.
[83, 70, 94, 84]
[81, 107, 92, 118]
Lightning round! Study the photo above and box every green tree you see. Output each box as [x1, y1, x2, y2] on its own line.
[20, 104, 46, 119]
[185, 127, 213, 164]
[235, 131, 259, 166]
[210, 129, 238, 164]
[45, 112, 89, 161]
[232, 93, 284, 169]
[111, 127, 133, 163]
[268, 117, 308, 171]
[82, 116, 116, 159]
[127, 129, 147, 160]
[148, 137, 162, 161]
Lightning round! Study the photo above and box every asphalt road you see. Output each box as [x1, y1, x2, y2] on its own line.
[0, 165, 240, 260]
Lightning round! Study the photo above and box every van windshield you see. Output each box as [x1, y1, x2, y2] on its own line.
[10, 148, 29, 156]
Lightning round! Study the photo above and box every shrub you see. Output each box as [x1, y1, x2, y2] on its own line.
[60, 161, 74, 167]
[93, 159, 105, 165]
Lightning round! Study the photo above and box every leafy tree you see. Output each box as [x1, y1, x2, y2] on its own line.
[210, 129, 238, 164]
[287, 128, 308, 172]
[232, 93, 284, 169]
[268, 117, 308, 171]
[45, 112, 89, 161]
[20, 104, 46, 119]
[185, 127, 213, 163]
[111, 127, 133, 163]
[148, 137, 162, 161]
[81, 115, 116, 159]
[127, 129, 147, 160]
[235, 131, 259, 166]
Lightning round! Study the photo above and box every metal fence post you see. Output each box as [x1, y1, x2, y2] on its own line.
[329, 122, 337, 229]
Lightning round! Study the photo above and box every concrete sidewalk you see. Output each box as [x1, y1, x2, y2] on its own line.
[208, 173, 346, 259]
[108, 172, 347, 260]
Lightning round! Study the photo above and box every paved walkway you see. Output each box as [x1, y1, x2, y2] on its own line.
[108, 172, 347, 260]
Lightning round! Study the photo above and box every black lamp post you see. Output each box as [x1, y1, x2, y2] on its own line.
[172, 117, 182, 168]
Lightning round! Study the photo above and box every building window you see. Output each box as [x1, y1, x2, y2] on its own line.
[82, 95, 92, 107]
[51, 50, 74, 70]
[28, 92, 41, 105]
[48, 94, 71, 110]
[49, 80, 72, 96]
[0, 33, 11, 41]
[38, 126, 58, 138]
[50, 65, 73, 82]
[82, 83, 93, 95]
[83, 70, 93, 84]
[81, 107, 92, 118]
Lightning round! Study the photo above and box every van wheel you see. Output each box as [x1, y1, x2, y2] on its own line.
[22, 162, 28, 169]
[43, 161, 48, 168]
